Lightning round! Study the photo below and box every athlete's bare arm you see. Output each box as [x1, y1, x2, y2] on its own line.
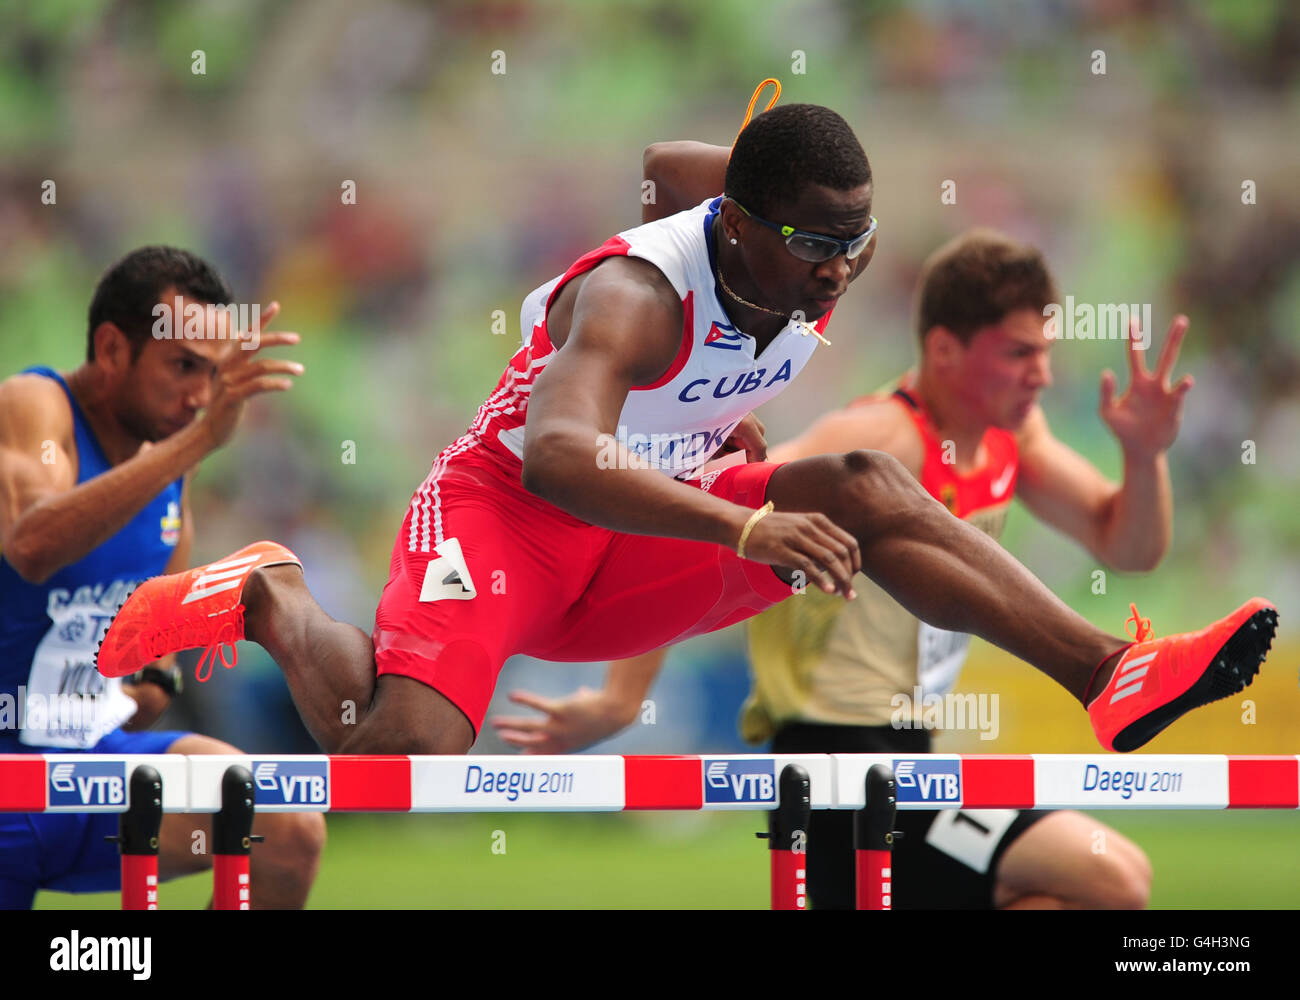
[642, 141, 730, 223]
[0, 375, 189, 583]
[0, 324, 300, 585]
[497, 399, 917, 753]
[523, 255, 860, 595]
[1016, 316, 1191, 572]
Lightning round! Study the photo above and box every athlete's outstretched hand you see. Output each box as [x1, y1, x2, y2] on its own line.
[1099, 314, 1193, 459]
[739, 510, 860, 599]
[491, 686, 633, 754]
[719, 412, 767, 463]
[198, 301, 304, 452]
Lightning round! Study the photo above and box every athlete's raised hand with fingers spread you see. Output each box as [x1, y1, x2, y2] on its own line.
[198, 300, 304, 452]
[1099, 314, 1193, 459]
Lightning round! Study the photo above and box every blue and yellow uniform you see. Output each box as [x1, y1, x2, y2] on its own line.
[0, 367, 188, 908]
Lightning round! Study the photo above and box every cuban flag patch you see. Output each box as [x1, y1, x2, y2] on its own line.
[703, 322, 747, 351]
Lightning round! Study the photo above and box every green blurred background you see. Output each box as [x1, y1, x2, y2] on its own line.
[3, 0, 1297, 907]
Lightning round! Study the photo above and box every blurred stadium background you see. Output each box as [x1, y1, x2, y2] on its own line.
[3, 0, 1297, 908]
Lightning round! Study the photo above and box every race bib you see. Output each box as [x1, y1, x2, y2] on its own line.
[924, 809, 1019, 873]
[19, 584, 138, 748]
[916, 622, 972, 699]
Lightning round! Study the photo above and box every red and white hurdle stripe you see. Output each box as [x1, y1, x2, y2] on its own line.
[3, 753, 1296, 813]
[4, 754, 1296, 910]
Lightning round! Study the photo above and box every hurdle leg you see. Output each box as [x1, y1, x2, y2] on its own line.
[213, 765, 257, 910]
[766, 764, 811, 911]
[854, 764, 896, 910]
[112, 764, 163, 910]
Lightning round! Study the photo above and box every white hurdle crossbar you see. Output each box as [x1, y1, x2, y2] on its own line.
[3, 753, 1298, 813]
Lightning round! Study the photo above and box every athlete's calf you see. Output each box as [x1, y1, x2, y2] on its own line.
[767, 450, 1124, 701]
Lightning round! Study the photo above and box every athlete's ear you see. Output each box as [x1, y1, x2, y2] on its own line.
[923, 325, 964, 370]
[717, 198, 746, 245]
[91, 322, 130, 377]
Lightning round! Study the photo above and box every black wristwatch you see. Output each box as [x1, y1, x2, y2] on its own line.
[131, 665, 183, 697]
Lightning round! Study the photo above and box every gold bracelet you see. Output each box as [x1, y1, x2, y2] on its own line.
[736, 501, 775, 559]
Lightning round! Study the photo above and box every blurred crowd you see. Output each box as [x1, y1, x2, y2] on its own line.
[1, 0, 1296, 751]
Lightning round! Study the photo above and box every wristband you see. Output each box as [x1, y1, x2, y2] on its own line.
[736, 501, 775, 560]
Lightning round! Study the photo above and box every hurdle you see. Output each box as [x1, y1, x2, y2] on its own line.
[108, 764, 162, 910]
[3, 753, 1297, 909]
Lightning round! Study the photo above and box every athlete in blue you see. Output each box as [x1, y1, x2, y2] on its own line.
[0, 246, 322, 909]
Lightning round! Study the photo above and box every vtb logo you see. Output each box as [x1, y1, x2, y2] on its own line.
[704, 759, 775, 804]
[252, 760, 328, 806]
[893, 759, 961, 803]
[49, 761, 126, 808]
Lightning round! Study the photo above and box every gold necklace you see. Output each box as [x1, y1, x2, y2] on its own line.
[716, 265, 784, 318]
[715, 263, 832, 346]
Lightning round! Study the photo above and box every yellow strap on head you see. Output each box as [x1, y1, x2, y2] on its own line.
[731, 78, 781, 153]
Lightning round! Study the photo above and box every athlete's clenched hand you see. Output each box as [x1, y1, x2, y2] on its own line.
[198, 301, 303, 452]
[739, 510, 860, 599]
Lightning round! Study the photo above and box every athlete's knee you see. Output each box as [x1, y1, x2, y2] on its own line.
[1098, 839, 1152, 910]
[833, 449, 928, 533]
[338, 723, 470, 756]
[254, 812, 326, 888]
[336, 698, 474, 755]
[338, 665, 478, 755]
[1074, 836, 1152, 909]
[242, 563, 311, 640]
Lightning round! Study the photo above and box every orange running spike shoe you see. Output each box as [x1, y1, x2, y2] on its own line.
[1087, 598, 1278, 752]
[96, 541, 301, 683]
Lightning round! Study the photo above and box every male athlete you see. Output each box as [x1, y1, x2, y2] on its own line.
[495, 218, 1167, 908]
[0, 246, 323, 909]
[96, 105, 1277, 764]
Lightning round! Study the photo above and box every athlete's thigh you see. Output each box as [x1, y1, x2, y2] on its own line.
[894, 808, 1036, 909]
[764, 454, 850, 512]
[991, 809, 1145, 908]
[344, 673, 477, 754]
[527, 461, 793, 661]
[375, 455, 605, 736]
[765, 450, 920, 532]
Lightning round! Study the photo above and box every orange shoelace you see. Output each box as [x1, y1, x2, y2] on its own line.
[147, 603, 245, 681]
[187, 608, 245, 683]
[1084, 603, 1155, 704]
[1125, 603, 1154, 643]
